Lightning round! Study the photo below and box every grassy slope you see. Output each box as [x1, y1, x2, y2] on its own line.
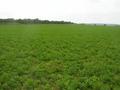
[0, 24, 120, 90]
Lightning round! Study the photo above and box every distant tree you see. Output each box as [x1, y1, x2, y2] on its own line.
[0, 18, 74, 24]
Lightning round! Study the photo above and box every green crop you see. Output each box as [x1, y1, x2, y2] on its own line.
[0, 24, 120, 90]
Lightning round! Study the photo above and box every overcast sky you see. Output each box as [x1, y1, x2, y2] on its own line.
[0, 0, 120, 24]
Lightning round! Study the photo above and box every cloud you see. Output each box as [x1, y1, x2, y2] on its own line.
[0, 0, 120, 24]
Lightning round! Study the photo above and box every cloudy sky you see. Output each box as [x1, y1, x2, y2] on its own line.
[0, 0, 120, 24]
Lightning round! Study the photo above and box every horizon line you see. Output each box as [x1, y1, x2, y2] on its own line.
[0, 18, 120, 25]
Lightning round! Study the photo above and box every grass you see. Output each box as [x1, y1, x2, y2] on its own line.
[0, 24, 120, 90]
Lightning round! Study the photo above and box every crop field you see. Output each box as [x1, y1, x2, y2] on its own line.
[0, 24, 120, 90]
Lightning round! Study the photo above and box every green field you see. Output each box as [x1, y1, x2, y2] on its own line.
[0, 24, 120, 90]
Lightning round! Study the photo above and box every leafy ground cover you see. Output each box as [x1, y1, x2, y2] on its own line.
[0, 24, 120, 90]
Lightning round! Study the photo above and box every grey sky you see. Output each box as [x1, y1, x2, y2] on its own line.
[0, 0, 120, 24]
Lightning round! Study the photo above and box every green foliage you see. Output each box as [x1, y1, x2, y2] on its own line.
[0, 24, 120, 90]
[0, 18, 73, 24]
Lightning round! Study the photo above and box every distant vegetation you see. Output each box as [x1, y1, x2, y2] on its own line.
[0, 18, 74, 24]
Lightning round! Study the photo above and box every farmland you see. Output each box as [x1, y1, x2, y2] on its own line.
[0, 24, 120, 90]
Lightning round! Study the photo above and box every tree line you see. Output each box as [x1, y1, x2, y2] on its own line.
[0, 18, 74, 24]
